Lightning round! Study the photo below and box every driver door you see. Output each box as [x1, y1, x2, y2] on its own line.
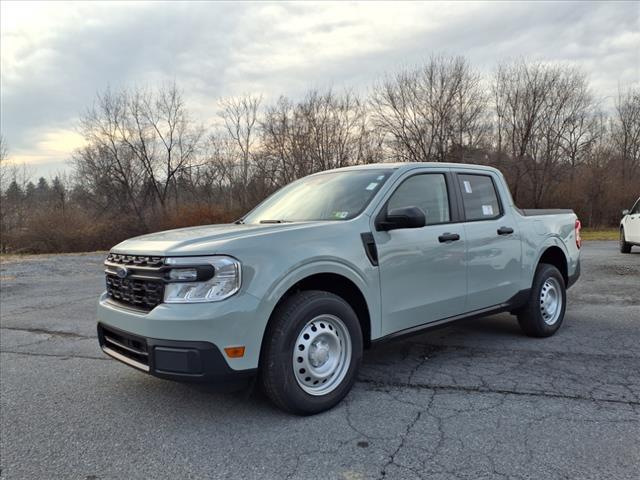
[372, 170, 467, 336]
[627, 199, 640, 243]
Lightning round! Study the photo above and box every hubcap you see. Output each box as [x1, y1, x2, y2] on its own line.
[292, 314, 352, 396]
[539, 277, 562, 325]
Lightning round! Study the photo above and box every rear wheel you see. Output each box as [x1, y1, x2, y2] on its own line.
[620, 227, 632, 253]
[517, 264, 566, 337]
[260, 290, 363, 415]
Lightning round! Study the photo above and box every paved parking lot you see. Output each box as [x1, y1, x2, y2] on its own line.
[1, 241, 639, 479]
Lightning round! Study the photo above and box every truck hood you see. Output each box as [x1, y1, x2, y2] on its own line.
[110, 222, 327, 256]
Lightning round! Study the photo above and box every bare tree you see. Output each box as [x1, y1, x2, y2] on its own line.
[260, 89, 381, 189]
[75, 84, 204, 222]
[0, 134, 9, 192]
[493, 60, 595, 206]
[219, 95, 262, 209]
[612, 86, 640, 179]
[371, 55, 487, 163]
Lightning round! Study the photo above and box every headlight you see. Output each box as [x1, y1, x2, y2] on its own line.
[164, 256, 241, 303]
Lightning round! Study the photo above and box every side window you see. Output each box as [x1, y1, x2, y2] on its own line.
[458, 174, 501, 221]
[632, 200, 640, 215]
[387, 174, 450, 224]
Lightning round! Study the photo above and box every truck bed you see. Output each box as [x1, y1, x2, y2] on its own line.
[516, 208, 574, 216]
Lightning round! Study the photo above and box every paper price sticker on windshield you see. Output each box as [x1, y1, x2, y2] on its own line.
[482, 205, 494, 216]
[463, 181, 472, 194]
[366, 182, 378, 191]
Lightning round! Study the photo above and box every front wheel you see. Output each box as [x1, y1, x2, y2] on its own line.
[260, 290, 363, 415]
[517, 264, 567, 337]
[620, 227, 632, 253]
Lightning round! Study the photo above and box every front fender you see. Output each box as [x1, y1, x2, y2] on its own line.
[252, 257, 381, 343]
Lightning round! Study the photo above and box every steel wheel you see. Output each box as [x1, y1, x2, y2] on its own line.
[292, 314, 352, 396]
[540, 277, 562, 325]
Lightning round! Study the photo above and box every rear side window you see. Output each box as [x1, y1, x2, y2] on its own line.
[458, 174, 501, 221]
[387, 174, 450, 224]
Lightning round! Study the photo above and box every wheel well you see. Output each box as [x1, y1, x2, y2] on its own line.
[271, 273, 372, 348]
[538, 246, 568, 285]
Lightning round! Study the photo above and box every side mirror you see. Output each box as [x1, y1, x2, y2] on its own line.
[622, 209, 630, 216]
[377, 206, 426, 231]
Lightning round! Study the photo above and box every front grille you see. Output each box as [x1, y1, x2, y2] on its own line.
[106, 275, 164, 311]
[106, 253, 164, 268]
[99, 324, 149, 370]
[104, 253, 166, 312]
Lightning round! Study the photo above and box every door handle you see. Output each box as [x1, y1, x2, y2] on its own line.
[438, 232, 460, 243]
[497, 226, 514, 235]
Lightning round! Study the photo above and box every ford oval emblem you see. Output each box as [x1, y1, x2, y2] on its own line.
[116, 266, 129, 279]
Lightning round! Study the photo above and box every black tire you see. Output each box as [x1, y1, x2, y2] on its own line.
[620, 227, 632, 253]
[260, 290, 363, 415]
[517, 264, 567, 338]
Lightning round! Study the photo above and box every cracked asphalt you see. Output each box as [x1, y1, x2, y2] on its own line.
[1, 241, 639, 479]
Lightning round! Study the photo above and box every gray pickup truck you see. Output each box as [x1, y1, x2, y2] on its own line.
[97, 162, 581, 414]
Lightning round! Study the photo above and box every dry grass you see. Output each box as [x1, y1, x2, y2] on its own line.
[0, 251, 107, 264]
[581, 228, 619, 241]
[0, 229, 621, 260]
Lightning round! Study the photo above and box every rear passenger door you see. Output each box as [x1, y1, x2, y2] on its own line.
[455, 171, 522, 311]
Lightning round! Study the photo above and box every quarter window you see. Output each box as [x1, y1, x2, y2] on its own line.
[458, 174, 501, 221]
[387, 174, 450, 225]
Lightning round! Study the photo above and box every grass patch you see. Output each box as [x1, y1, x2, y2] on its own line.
[581, 229, 619, 241]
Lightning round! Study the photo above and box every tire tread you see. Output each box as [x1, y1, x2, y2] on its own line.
[517, 263, 566, 338]
[259, 290, 361, 415]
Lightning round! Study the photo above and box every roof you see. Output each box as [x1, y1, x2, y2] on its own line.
[322, 161, 502, 174]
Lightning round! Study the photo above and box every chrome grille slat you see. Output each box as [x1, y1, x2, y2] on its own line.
[102, 347, 150, 372]
[99, 325, 150, 371]
[104, 335, 148, 357]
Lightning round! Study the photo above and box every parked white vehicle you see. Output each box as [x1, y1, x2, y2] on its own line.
[620, 197, 640, 253]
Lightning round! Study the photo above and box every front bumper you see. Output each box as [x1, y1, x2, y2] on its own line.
[97, 289, 272, 374]
[98, 323, 256, 385]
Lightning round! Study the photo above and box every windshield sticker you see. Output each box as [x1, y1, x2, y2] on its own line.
[366, 182, 378, 191]
[376, 175, 385, 180]
[333, 211, 349, 219]
[482, 205, 494, 216]
[463, 181, 472, 194]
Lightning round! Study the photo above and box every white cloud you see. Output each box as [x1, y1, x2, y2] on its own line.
[1, 0, 638, 177]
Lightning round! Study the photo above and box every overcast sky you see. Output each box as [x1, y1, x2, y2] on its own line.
[1, 0, 638, 177]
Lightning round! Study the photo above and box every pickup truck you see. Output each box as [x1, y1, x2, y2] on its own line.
[97, 162, 581, 414]
[620, 197, 640, 253]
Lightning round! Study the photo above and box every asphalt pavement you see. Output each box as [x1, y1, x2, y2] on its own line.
[1, 241, 639, 479]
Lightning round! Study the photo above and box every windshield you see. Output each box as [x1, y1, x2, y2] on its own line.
[243, 169, 393, 224]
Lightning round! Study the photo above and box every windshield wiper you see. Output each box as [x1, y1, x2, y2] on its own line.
[259, 219, 291, 224]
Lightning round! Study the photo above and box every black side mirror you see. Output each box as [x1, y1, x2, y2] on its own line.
[377, 206, 426, 231]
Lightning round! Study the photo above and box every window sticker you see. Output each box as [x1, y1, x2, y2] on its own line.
[463, 181, 472, 194]
[365, 182, 378, 191]
[333, 211, 349, 219]
[482, 205, 494, 216]
[376, 175, 385, 180]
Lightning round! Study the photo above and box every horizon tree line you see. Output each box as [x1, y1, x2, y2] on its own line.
[1, 55, 638, 253]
